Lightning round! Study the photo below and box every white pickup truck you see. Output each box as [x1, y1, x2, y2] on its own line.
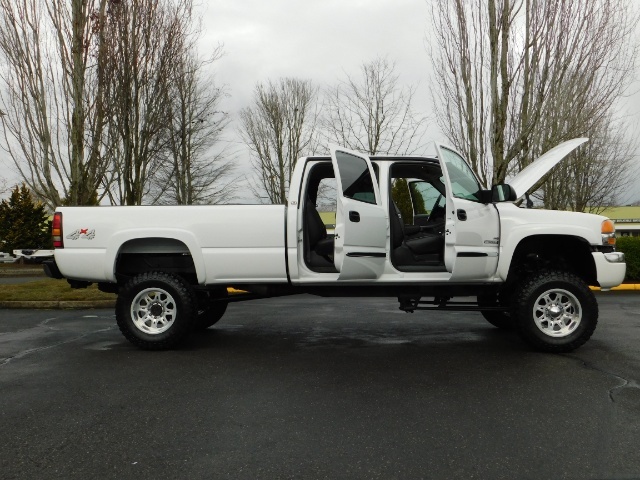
[44, 139, 626, 352]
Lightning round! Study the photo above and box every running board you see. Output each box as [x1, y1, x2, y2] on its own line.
[398, 297, 509, 313]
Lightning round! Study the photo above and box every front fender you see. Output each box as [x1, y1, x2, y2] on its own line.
[495, 204, 604, 281]
[497, 227, 596, 281]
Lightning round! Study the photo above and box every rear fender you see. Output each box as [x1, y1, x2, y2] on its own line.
[105, 229, 205, 283]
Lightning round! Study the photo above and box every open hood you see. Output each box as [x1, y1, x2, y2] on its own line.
[508, 138, 588, 198]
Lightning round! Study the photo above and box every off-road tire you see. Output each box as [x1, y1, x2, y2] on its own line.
[478, 293, 514, 330]
[512, 270, 598, 353]
[116, 272, 197, 350]
[194, 287, 228, 330]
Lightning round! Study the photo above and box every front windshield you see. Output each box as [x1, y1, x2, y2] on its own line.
[440, 147, 483, 202]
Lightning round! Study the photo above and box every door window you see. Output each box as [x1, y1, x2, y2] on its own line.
[317, 177, 337, 228]
[440, 147, 483, 202]
[334, 151, 377, 204]
[390, 162, 446, 224]
[409, 181, 444, 215]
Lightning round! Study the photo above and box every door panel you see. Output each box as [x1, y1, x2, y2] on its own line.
[437, 145, 500, 280]
[330, 147, 388, 280]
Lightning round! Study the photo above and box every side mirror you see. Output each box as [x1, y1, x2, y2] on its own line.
[491, 184, 517, 202]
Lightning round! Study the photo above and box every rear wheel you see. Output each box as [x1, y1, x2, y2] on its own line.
[116, 272, 196, 350]
[194, 287, 228, 330]
[512, 270, 598, 353]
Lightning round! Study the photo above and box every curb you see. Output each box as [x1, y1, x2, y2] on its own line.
[0, 300, 116, 309]
[0, 270, 45, 278]
[0, 288, 248, 309]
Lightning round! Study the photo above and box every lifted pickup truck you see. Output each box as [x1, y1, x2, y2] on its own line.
[45, 139, 626, 352]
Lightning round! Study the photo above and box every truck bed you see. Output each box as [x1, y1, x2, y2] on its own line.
[55, 205, 288, 284]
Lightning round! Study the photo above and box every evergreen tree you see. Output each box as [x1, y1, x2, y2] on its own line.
[0, 184, 52, 253]
[391, 178, 426, 224]
[391, 178, 412, 223]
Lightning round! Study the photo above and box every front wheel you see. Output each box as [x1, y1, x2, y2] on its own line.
[116, 272, 196, 350]
[512, 270, 598, 353]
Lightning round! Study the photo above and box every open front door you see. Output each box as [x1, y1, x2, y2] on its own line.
[436, 145, 500, 280]
[330, 147, 388, 280]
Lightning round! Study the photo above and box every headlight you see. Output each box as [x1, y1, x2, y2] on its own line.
[601, 219, 616, 246]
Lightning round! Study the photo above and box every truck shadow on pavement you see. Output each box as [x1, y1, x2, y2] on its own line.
[182, 320, 526, 355]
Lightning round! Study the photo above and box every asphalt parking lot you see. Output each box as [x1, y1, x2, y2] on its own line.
[1, 293, 639, 480]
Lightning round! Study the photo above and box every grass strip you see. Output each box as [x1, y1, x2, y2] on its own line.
[0, 279, 115, 302]
[0, 279, 246, 303]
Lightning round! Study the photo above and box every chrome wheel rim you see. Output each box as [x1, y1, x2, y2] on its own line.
[532, 288, 582, 338]
[131, 287, 177, 335]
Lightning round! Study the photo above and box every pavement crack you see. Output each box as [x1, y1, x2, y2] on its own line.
[562, 353, 640, 403]
[0, 317, 59, 336]
[0, 326, 115, 367]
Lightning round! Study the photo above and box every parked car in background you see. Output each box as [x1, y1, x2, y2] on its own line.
[0, 252, 16, 263]
[13, 249, 54, 263]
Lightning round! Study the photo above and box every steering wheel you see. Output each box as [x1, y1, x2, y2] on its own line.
[420, 203, 446, 235]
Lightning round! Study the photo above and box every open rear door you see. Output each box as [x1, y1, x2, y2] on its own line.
[330, 146, 388, 280]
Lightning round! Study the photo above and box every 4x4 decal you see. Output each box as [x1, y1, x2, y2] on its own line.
[66, 228, 95, 240]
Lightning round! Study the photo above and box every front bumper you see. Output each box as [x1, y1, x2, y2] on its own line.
[593, 252, 626, 290]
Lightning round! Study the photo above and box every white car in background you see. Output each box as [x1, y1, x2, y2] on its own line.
[0, 252, 16, 263]
[12, 249, 54, 263]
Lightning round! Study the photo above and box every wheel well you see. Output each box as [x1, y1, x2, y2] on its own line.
[115, 238, 197, 284]
[507, 235, 596, 286]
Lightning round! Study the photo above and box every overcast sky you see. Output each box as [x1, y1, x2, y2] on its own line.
[2, 0, 639, 202]
[199, 0, 442, 153]
[198, 0, 640, 203]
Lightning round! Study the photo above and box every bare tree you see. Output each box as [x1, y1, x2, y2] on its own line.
[429, 0, 637, 193]
[537, 114, 637, 212]
[101, 0, 196, 205]
[0, 0, 111, 208]
[0, 0, 220, 207]
[0, 176, 8, 199]
[239, 78, 318, 204]
[321, 57, 426, 155]
[149, 46, 236, 205]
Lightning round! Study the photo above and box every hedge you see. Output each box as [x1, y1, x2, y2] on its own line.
[616, 236, 640, 282]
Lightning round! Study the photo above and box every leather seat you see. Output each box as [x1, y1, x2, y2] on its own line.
[305, 198, 334, 265]
[391, 202, 444, 263]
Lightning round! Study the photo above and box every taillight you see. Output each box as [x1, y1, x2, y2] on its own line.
[52, 212, 63, 248]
